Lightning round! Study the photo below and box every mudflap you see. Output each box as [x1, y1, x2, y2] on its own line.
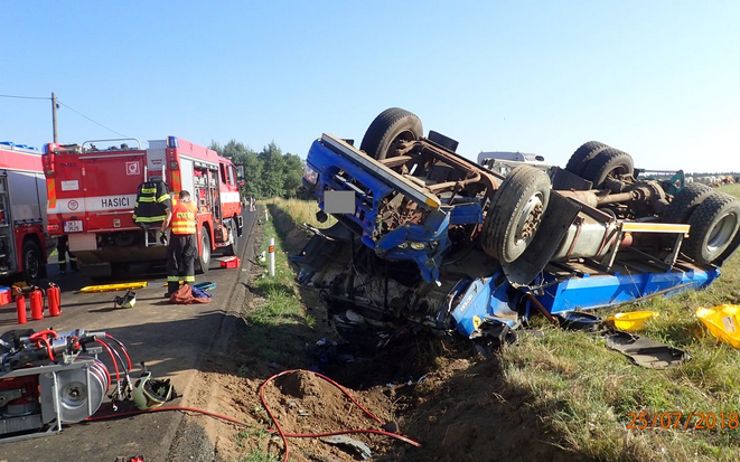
[290, 223, 354, 284]
[501, 192, 581, 286]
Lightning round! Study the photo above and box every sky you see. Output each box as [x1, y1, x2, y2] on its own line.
[1, 1, 739, 172]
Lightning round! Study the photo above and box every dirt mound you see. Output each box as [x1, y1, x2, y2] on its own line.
[391, 355, 578, 462]
[261, 370, 398, 458]
[188, 348, 402, 462]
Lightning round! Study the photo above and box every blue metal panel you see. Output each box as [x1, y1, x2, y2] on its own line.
[447, 267, 721, 338]
[306, 139, 485, 283]
[448, 202, 483, 225]
[537, 267, 720, 313]
[450, 274, 521, 337]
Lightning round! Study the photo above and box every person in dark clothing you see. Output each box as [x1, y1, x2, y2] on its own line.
[57, 235, 78, 274]
[163, 190, 199, 296]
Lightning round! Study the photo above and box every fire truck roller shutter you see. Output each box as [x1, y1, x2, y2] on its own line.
[179, 158, 195, 200]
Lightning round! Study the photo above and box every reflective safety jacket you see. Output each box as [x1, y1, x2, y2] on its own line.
[133, 180, 171, 226]
[170, 200, 198, 235]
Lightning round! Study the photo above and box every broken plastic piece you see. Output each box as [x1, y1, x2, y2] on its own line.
[696, 304, 739, 348]
[606, 310, 658, 332]
[604, 330, 690, 368]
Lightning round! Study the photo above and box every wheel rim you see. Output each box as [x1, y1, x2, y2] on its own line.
[202, 233, 211, 265]
[24, 248, 40, 279]
[386, 130, 416, 158]
[706, 212, 739, 254]
[514, 192, 545, 249]
[227, 223, 235, 247]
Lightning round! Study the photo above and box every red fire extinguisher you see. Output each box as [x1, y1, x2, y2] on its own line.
[15, 287, 27, 324]
[30, 287, 44, 321]
[47, 283, 61, 317]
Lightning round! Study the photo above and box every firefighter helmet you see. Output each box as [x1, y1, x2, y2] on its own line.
[132, 371, 175, 410]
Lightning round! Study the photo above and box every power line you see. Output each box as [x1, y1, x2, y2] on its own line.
[0, 93, 50, 100]
[57, 100, 129, 138]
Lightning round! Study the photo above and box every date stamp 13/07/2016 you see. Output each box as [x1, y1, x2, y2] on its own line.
[626, 411, 739, 431]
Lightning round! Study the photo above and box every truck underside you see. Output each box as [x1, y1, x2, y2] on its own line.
[296, 108, 740, 343]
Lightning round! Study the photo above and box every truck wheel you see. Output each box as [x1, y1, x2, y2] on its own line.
[196, 228, 211, 274]
[663, 183, 714, 223]
[360, 108, 423, 160]
[481, 165, 551, 263]
[22, 239, 43, 282]
[581, 148, 634, 189]
[565, 141, 608, 176]
[223, 220, 239, 256]
[684, 192, 740, 265]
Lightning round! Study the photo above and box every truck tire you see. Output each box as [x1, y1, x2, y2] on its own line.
[360, 108, 423, 160]
[196, 228, 211, 274]
[223, 220, 239, 256]
[481, 165, 551, 263]
[22, 239, 43, 282]
[565, 141, 608, 176]
[581, 148, 634, 189]
[684, 192, 740, 265]
[663, 183, 714, 223]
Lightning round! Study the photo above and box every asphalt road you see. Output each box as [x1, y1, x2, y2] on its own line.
[0, 209, 258, 461]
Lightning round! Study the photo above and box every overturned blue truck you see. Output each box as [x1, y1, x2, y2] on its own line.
[294, 108, 740, 343]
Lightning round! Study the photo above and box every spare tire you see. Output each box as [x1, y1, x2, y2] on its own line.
[581, 148, 634, 189]
[481, 165, 551, 263]
[663, 183, 714, 223]
[360, 108, 423, 160]
[566, 141, 608, 176]
[684, 192, 740, 265]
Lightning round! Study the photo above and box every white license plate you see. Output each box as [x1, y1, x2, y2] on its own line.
[63, 220, 83, 233]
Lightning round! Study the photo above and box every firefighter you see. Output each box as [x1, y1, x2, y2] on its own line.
[162, 190, 199, 297]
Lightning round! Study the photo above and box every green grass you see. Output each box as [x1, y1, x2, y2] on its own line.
[237, 450, 277, 462]
[719, 183, 740, 199]
[261, 197, 335, 229]
[241, 204, 316, 366]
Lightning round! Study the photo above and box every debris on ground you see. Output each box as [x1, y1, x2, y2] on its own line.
[695, 304, 740, 348]
[606, 310, 658, 332]
[604, 330, 690, 368]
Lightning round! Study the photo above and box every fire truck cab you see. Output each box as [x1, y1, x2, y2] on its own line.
[43, 136, 242, 274]
[0, 141, 47, 281]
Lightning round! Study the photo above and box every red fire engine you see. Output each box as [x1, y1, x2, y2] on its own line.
[43, 137, 242, 274]
[0, 141, 47, 280]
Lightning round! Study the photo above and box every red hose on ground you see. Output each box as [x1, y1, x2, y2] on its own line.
[87, 370, 421, 461]
[258, 369, 421, 462]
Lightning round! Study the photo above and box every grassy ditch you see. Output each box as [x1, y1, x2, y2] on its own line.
[242, 201, 318, 368]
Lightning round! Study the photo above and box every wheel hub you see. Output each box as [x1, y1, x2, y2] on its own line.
[515, 194, 545, 245]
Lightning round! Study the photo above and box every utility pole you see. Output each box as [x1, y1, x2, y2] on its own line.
[51, 92, 58, 143]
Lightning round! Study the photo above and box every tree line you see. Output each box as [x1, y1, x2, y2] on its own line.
[210, 140, 304, 199]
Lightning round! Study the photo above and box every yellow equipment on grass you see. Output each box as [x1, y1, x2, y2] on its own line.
[606, 310, 658, 332]
[79, 282, 148, 293]
[696, 304, 740, 349]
